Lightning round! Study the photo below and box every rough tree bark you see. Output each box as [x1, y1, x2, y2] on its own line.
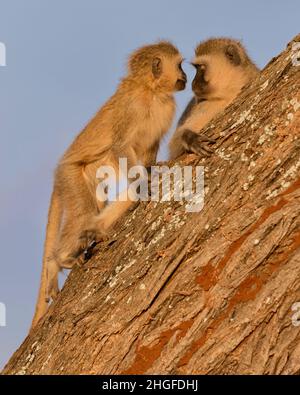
[3, 35, 300, 375]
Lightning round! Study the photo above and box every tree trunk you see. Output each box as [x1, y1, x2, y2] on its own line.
[3, 35, 300, 375]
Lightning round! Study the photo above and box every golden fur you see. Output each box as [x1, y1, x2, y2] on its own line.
[31, 41, 186, 329]
[169, 38, 259, 159]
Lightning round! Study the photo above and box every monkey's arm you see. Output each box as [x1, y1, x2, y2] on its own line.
[169, 97, 197, 159]
[177, 97, 197, 127]
[169, 100, 224, 159]
[143, 140, 160, 168]
[169, 128, 186, 159]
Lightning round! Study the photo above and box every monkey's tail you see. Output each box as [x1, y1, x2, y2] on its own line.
[30, 188, 62, 331]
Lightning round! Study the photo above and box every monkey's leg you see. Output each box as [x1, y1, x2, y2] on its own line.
[142, 141, 159, 195]
[81, 150, 141, 239]
[143, 141, 160, 198]
[55, 163, 101, 266]
[182, 129, 216, 156]
[55, 213, 98, 268]
[46, 257, 60, 301]
[143, 141, 160, 168]
[94, 190, 136, 232]
[40, 218, 90, 310]
[94, 167, 148, 232]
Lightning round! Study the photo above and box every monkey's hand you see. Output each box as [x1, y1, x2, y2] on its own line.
[182, 129, 216, 156]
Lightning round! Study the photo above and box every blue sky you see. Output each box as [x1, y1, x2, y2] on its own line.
[0, 0, 299, 369]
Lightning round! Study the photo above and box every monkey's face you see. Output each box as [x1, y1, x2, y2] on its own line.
[174, 59, 187, 91]
[191, 60, 210, 99]
[152, 55, 187, 93]
[191, 47, 247, 101]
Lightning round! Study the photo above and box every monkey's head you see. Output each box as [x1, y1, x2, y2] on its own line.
[191, 38, 258, 101]
[128, 41, 187, 93]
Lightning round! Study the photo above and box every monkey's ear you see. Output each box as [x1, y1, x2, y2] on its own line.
[152, 57, 162, 78]
[225, 45, 241, 66]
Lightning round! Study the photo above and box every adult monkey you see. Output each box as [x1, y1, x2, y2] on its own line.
[32, 41, 186, 328]
[169, 38, 259, 159]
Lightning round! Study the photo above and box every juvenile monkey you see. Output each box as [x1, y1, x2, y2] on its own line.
[32, 41, 186, 328]
[169, 38, 259, 159]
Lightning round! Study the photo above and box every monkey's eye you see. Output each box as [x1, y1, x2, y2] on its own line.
[227, 53, 233, 59]
[178, 61, 184, 71]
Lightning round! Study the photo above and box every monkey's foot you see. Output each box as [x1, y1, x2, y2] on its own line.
[83, 240, 97, 261]
[182, 129, 216, 157]
[78, 229, 108, 263]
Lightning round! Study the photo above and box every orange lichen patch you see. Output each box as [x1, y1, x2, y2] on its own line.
[178, 308, 229, 369]
[230, 275, 262, 304]
[121, 319, 193, 375]
[280, 176, 300, 197]
[228, 229, 300, 310]
[195, 261, 217, 291]
[177, 333, 208, 369]
[196, 197, 288, 291]
[178, 229, 300, 371]
[226, 228, 300, 313]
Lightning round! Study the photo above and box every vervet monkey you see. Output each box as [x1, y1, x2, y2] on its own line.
[169, 38, 259, 159]
[32, 41, 186, 328]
